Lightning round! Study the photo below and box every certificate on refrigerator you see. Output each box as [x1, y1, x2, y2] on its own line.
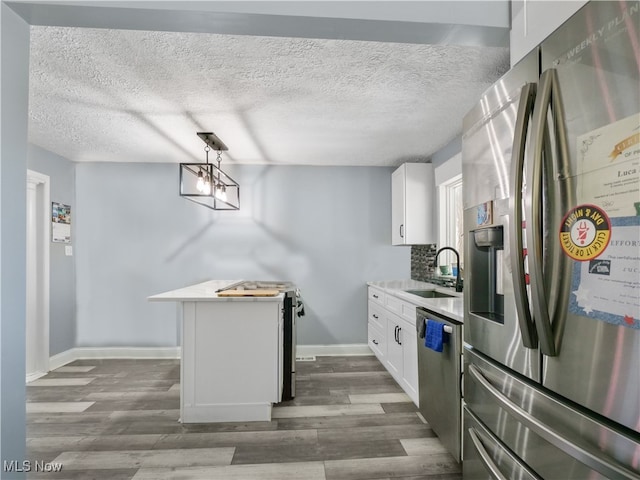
[577, 114, 640, 217]
[568, 215, 640, 330]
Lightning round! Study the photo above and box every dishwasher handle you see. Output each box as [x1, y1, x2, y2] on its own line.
[416, 316, 454, 338]
[417, 310, 457, 336]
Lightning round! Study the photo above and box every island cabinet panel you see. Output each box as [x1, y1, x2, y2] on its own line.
[181, 300, 283, 423]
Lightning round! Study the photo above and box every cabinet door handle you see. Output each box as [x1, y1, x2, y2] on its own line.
[394, 325, 398, 343]
[372, 314, 379, 319]
[372, 340, 379, 345]
[397, 327, 402, 345]
[373, 294, 379, 299]
[400, 224, 404, 238]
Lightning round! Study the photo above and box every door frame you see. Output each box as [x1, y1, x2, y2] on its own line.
[26, 169, 50, 382]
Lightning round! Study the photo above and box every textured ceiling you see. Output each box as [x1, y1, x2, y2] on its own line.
[28, 26, 509, 166]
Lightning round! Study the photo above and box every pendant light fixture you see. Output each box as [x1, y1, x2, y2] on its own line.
[179, 132, 240, 210]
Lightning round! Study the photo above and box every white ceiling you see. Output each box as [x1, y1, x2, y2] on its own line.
[25, 3, 510, 167]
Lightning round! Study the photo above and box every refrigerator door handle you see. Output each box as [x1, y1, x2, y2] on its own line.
[525, 69, 556, 356]
[508, 82, 538, 349]
[543, 68, 574, 354]
[467, 428, 510, 480]
[468, 364, 638, 479]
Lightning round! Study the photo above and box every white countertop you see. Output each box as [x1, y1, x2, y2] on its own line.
[367, 279, 464, 323]
[148, 280, 285, 302]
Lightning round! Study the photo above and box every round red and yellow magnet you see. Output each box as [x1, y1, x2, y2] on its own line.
[559, 204, 611, 261]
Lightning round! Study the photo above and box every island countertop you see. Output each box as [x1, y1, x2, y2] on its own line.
[148, 279, 284, 302]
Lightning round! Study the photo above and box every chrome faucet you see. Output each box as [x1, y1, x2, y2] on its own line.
[434, 247, 463, 292]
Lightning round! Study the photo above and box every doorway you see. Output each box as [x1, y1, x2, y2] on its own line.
[26, 169, 50, 382]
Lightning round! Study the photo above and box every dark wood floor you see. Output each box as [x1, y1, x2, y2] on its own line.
[25, 355, 461, 479]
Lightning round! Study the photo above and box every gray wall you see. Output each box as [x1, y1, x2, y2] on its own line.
[27, 144, 76, 356]
[431, 135, 462, 168]
[1, 2, 29, 474]
[75, 162, 409, 347]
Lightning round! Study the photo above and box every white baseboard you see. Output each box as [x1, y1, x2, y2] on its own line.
[73, 347, 181, 359]
[49, 347, 181, 370]
[182, 403, 272, 423]
[296, 344, 372, 357]
[49, 348, 79, 371]
[26, 371, 48, 384]
[48, 344, 367, 371]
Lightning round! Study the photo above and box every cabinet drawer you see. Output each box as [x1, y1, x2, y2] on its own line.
[368, 287, 384, 305]
[400, 301, 418, 324]
[368, 322, 386, 359]
[385, 293, 402, 314]
[368, 302, 385, 331]
[386, 293, 419, 324]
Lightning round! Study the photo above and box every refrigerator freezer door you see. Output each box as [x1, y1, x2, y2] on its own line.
[536, 0, 640, 433]
[463, 407, 540, 480]
[465, 347, 640, 479]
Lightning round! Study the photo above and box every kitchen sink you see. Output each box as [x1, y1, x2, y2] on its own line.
[404, 289, 456, 299]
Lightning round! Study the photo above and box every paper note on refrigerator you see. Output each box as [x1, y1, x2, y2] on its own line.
[568, 216, 640, 330]
[577, 114, 640, 217]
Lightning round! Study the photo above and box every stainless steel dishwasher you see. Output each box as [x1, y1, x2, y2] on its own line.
[416, 307, 463, 462]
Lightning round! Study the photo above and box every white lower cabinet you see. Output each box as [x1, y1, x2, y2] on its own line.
[400, 324, 418, 401]
[386, 313, 404, 379]
[367, 286, 419, 406]
[367, 296, 386, 362]
[367, 321, 386, 360]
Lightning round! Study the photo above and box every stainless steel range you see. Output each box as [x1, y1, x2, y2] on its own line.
[218, 280, 301, 401]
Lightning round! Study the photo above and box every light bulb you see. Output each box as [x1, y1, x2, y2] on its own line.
[215, 183, 227, 201]
[196, 171, 204, 192]
[203, 175, 212, 195]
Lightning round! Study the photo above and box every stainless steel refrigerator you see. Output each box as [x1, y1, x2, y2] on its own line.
[461, 1, 640, 478]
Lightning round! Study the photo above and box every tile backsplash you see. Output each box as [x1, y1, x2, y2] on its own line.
[410, 244, 437, 282]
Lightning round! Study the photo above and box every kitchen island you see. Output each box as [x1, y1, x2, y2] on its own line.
[149, 280, 285, 423]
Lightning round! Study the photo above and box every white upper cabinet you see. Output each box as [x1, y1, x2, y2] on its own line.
[391, 163, 435, 245]
[510, 0, 588, 65]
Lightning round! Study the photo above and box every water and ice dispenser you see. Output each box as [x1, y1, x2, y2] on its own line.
[466, 217, 505, 325]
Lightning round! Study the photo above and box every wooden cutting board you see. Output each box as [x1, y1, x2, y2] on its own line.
[217, 289, 280, 297]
